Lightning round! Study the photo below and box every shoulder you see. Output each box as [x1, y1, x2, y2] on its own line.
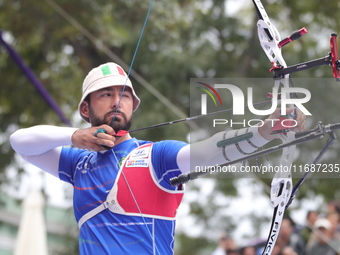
[153, 140, 187, 151]
[130, 138, 187, 153]
[151, 140, 187, 163]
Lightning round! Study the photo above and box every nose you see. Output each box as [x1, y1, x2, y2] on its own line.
[110, 93, 121, 109]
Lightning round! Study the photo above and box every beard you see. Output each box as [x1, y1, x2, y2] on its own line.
[89, 108, 132, 133]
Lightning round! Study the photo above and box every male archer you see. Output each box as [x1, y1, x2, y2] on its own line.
[10, 62, 306, 255]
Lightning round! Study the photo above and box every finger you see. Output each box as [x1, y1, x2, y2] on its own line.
[93, 127, 115, 147]
[296, 118, 306, 129]
[292, 119, 306, 132]
[95, 131, 116, 141]
[98, 125, 115, 136]
[294, 109, 306, 131]
[286, 107, 301, 119]
[299, 119, 307, 131]
[268, 108, 281, 119]
[92, 135, 115, 148]
[93, 128, 107, 137]
[297, 114, 307, 125]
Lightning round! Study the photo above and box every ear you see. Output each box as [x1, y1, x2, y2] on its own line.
[80, 101, 90, 118]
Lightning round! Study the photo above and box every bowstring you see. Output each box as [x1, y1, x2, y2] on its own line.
[109, 1, 160, 254]
[110, 0, 154, 127]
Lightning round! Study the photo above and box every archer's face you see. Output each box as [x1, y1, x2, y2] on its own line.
[85, 86, 134, 132]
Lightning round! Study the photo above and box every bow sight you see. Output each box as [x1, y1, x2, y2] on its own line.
[253, 0, 340, 81]
[271, 33, 340, 81]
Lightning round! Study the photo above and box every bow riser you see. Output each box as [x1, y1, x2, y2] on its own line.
[257, 20, 287, 69]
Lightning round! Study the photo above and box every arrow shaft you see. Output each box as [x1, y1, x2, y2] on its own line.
[129, 99, 272, 134]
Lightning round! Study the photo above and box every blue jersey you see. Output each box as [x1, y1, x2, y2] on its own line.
[59, 138, 187, 255]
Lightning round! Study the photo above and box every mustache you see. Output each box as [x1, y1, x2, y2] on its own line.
[105, 110, 127, 122]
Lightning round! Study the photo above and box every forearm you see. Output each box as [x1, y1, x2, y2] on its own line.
[177, 125, 270, 173]
[191, 125, 269, 165]
[10, 125, 78, 156]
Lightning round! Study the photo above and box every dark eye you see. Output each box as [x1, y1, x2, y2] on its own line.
[119, 91, 130, 98]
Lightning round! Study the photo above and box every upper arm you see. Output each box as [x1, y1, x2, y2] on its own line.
[10, 125, 79, 179]
[19, 147, 62, 178]
[176, 145, 190, 174]
[151, 141, 188, 187]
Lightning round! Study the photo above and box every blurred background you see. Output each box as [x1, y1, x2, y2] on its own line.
[1, 0, 340, 254]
